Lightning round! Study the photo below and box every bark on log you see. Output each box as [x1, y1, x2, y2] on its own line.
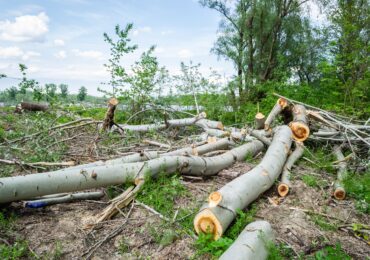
[18, 102, 49, 112]
[196, 118, 224, 130]
[264, 98, 289, 130]
[24, 191, 104, 208]
[333, 145, 348, 200]
[255, 112, 266, 130]
[0, 140, 263, 204]
[101, 98, 118, 131]
[219, 220, 274, 260]
[193, 126, 292, 239]
[289, 105, 310, 142]
[278, 141, 304, 197]
[116, 112, 207, 132]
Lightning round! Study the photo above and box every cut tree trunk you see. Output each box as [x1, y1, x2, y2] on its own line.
[289, 104, 310, 142]
[116, 112, 207, 132]
[193, 126, 292, 239]
[264, 98, 289, 130]
[0, 140, 263, 204]
[219, 220, 274, 260]
[278, 141, 304, 197]
[255, 112, 266, 130]
[16, 102, 49, 113]
[196, 118, 224, 130]
[333, 145, 348, 200]
[101, 98, 118, 131]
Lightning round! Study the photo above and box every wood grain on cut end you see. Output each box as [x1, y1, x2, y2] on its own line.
[289, 122, 310, 141]
[208, 191, 222, 207]
[278, 98, 288, 108]
[194, 209, 223, 240]
[278, 183, 289, 197]
[217, 122, 224, 131]
[334, 187, 346, 200]
[108, 97, 119, 106]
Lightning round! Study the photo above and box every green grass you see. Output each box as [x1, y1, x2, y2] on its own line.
[266, 241, 296, 260]
[310, 214, 337, 231]
[343, 171, 370, 214]
[310, 243, 351, 260]
[0, 242, 29, 260]
[194, 204, 257, 258]
[302, 175, 326, 188]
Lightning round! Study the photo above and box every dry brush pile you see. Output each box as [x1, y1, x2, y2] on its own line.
[0, 94, 369, 259]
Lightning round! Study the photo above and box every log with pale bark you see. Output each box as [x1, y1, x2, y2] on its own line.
[219, 220, 274, 260]
[255, 112, 266, 130]
[115, 112, 208, 132]
[289, 104, 310, 142]
[0, 140, 263, 204]
[193, 126, 292, 239]
[101, 98, 119, 131]
[333, 145, 348, 200]
[15, 102, 49, 113]
[264, 98, 289, 130]
[277, 141, 304, 197]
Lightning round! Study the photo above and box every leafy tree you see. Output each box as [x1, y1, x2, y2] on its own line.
[102, 23, 138, 96]
[45, 83, 57, 102]
[59, 84, 69, 99]
[7, 87, 18, 100]
[17, 64, 43, 101]
[77, 86, 87, 101]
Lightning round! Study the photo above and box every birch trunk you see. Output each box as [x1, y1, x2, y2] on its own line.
[289, 104, 310, 142]
[0, 140, 263, 204]
[278, 141, 304, 197]
[116, 112, 208, 132]
[194, 126, 292, 239]
[264, 98, 289, 130]
[333, 145, 347, 200]
[219, 220, 274, 260]
[255, 112, 265, 130]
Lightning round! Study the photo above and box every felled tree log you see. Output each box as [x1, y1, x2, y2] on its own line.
[255, 112, 266, 130]
[15, 102, 49, 113]
[193, 126, 292, 239]
[0, 140, 263, 204]
[264, 98, 289, 130]
[219, 220, 274, 260]
[289, 104, 310, 142]
[24, 191, 104, 208]
[116, 112, 207, 132]
[101, 98, 119, 131]
[196, 118, 224, 130]
[333, 145, 348, 200]
[278, 141, 304, 197]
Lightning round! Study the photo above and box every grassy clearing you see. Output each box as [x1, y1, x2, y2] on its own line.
[343, 171, 370, 214]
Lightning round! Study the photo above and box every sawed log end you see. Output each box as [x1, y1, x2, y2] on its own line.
[194, 208, 223, 240]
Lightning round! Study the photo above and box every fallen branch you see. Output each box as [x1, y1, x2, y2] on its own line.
[194, 126, 292, 239]
[219, 220, 274, 260]
[264, 98, 289, 130]
[24, 191, 104, 208]
[289, 104, 310, 142]
[15, 102, 49, 113]
[0, 159, 75, 168]
[0, 140, 263, 204]
[332, 145, 348, 200]
[278, 141, 304, 197]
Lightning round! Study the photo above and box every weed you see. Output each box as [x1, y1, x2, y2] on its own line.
[311, 243, 351, 260]
[194, 231, 233, 258]
[343, 172, 370, 214]
[225, 206, 257, 240]
[0, 242, 29, 259]
[266, 241, 296, 260]
[310, 214, 337, 231]
[137, 173, 188, 217]
[118, 239, 130, 255]
[302, 175, 326, 188]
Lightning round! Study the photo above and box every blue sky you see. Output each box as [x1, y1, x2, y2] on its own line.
[0, 0, 235, 95]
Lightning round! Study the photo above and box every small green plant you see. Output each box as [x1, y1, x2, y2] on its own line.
[194, 231, 233, 258]
[312, 243, 350, 260]
[302, 175, 326, 188]
[118, 239, 130, 255]
[266, 240, 296, 260]
[343, 172, 369, 213]
[137, 173, 188, 217]
[225, 206, 257, 240]
[310, 214, 337, 231]
[0, 242, 29, 259]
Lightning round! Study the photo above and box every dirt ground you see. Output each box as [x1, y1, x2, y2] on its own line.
[9, 159, 370, 259]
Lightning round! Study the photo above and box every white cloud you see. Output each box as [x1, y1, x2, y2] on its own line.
[72, 49, 104, 60]
[0, 12, 49, 42]
[178, 49, 193, 59]
[0, 46, 40, 60]
[54, 39, 65, 46]
[160, 30, 174, 35]
[133, 26, 152, 36]
[154, 47, 165, 54]
[54, 50, 67, 59]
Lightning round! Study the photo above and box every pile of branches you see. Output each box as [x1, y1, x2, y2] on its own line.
[0, 94, 368, 259]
